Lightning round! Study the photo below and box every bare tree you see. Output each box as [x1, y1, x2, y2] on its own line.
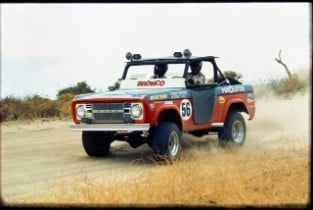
[275, 49, 292, 78]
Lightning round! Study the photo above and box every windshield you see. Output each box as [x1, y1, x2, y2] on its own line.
[125, 63, 186, 80]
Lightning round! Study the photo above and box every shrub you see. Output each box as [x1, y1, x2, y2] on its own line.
[57, 81, 95, 98]
[56, 93, 75, 118]
[270, 74, 307, 97]
[0, 81, 97, 122]
[223, 70, 242, 80]
[24, 95, 59, 119]
[208, 70, 243, 83]
[0, 96, 24, 122]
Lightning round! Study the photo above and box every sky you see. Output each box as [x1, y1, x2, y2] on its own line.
[1, 3, 311, 99]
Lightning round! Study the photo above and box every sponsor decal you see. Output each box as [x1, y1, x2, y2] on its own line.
[149, 94, 169, 101]
[218, 96, 225, 104]
[221, 85, 245, 94]
[247, 92, 254, 99]
[137, 80, 165, 87]
[149, 104, 156, 110]
[164, 101, 173, 105]
[180, 99, 192, 121]
[247, 92, 254, 103]
[170, 90, 188, 99]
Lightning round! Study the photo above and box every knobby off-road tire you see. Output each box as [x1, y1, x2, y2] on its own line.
[152, 122, 182, 162]
[218, 112, 246, 147]
[82, 131, 112, 157]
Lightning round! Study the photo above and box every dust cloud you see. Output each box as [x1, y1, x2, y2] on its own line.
[182, 90, 310, 154]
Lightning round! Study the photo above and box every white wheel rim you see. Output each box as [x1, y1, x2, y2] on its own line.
[168, 131, 179, 157]
[232, 120, 244, 144]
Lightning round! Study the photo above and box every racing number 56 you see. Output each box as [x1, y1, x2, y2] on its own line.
[181, 101, 191, 117]
[180, 99, 192, 120]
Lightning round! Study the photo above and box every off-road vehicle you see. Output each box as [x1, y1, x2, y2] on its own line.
[70, 49, 255, 161]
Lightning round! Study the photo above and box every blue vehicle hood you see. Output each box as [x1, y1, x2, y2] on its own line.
[74, 87, 190, 101]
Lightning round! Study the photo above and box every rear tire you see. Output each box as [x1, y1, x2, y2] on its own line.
[152, 122, 182, 162]
[82, 131, 112, 157]
[218, 112, 246, 147]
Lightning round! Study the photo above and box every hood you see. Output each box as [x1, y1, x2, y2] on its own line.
[74, 87, 189, 102]
[75, 78, 190, 101]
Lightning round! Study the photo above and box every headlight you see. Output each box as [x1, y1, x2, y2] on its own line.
[130, 104, 142, 119]
[76, 105, 86, 118]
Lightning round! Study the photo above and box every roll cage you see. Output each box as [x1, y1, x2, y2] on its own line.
[121, 56, 228, 84]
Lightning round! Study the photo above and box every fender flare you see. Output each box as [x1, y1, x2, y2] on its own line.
[221, 98, 248, 122]
[152, 105, 183, 131]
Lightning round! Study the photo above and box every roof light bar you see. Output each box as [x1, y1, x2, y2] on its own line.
[127, 49, 192, 61]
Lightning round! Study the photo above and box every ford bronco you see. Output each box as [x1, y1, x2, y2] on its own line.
[69, 49, 255, 161]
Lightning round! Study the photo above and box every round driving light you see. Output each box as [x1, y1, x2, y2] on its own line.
[173, 52, 182, 58]
[183, 49, 192, 58]
[76, 105, 86, 118]
[126, 52, 132, 60]
[132, 54, 142, 60]
[130, 104, 142, 118]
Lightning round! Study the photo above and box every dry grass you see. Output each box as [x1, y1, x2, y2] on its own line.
[16, 143, 309, 208]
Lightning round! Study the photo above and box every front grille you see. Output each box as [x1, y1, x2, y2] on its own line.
[93, 103, 123, 111]
[92, 103, 125, 123]
[93, 112, 124, 121]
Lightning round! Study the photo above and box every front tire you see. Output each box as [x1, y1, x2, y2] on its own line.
[82, 131, 112, 157]
[152, 122, 182, 162]
[218, 112, 246, 147]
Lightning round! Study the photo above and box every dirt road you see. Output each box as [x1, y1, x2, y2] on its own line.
[1, 92, 310, 206]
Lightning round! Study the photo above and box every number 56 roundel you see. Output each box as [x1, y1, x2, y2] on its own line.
[180, 99, 192, 121]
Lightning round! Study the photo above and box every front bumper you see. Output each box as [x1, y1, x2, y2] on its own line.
[69, 123, 150, 132]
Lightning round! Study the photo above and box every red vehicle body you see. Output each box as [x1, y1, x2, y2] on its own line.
[70, 50, 255, 161]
